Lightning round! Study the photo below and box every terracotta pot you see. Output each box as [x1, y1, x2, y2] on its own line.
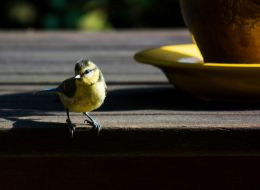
[180, 0, 260, 63]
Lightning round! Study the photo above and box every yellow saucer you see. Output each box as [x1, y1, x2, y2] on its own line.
[134, 44, 260, 101]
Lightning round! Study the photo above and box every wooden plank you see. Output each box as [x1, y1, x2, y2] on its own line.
[3, 109, 260, 130]
[0, 30, 182, 83]
[0, 73, 167, 84]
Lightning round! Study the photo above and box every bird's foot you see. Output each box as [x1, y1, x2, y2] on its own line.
[84, 119, 101, 135]
[66, 119, 76, 138]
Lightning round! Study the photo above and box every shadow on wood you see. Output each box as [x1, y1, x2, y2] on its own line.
[1, 86, 260, 117]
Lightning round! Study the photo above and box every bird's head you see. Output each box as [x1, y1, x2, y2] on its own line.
[74, 58, 100, 85]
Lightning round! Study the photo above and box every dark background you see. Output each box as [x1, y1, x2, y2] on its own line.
[0, 0, 185, 30]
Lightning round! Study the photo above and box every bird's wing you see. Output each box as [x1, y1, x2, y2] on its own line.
[57, 77, 77, 98]
[35, 77, 77, 97]
[35, 88, 62, 94]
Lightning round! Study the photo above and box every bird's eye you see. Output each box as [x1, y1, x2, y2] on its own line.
[84, 69, 90, 74]
[84, 69, 94, 74]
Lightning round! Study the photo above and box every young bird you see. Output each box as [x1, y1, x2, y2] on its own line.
[39, 59, 107, 136]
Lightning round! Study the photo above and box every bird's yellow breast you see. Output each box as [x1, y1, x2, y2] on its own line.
[58, 81, 106, 113]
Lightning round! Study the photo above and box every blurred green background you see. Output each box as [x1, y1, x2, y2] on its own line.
[0, 0, 185, 30]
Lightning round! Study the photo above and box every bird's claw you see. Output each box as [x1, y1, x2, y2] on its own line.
[66, 119, 76, 138]
[84, 119, 101, 134]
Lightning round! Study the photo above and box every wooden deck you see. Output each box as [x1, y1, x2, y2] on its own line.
[1, 30, 260, 156]
[2, 30, 260, 189]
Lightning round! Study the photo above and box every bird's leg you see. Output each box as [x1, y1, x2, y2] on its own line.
[66, 109, 75, 137]
[83, 112, 101, 133]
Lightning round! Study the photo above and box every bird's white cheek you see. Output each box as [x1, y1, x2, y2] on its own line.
[86, 71, 94, 78]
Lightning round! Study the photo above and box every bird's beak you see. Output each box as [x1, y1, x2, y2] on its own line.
[75, 73, 84, 79]
[75, 74, 81, 79]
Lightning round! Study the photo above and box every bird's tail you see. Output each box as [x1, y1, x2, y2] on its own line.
[34, 88, 60, 95]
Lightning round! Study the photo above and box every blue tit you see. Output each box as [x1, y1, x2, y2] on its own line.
[38, 58, 107, 137]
